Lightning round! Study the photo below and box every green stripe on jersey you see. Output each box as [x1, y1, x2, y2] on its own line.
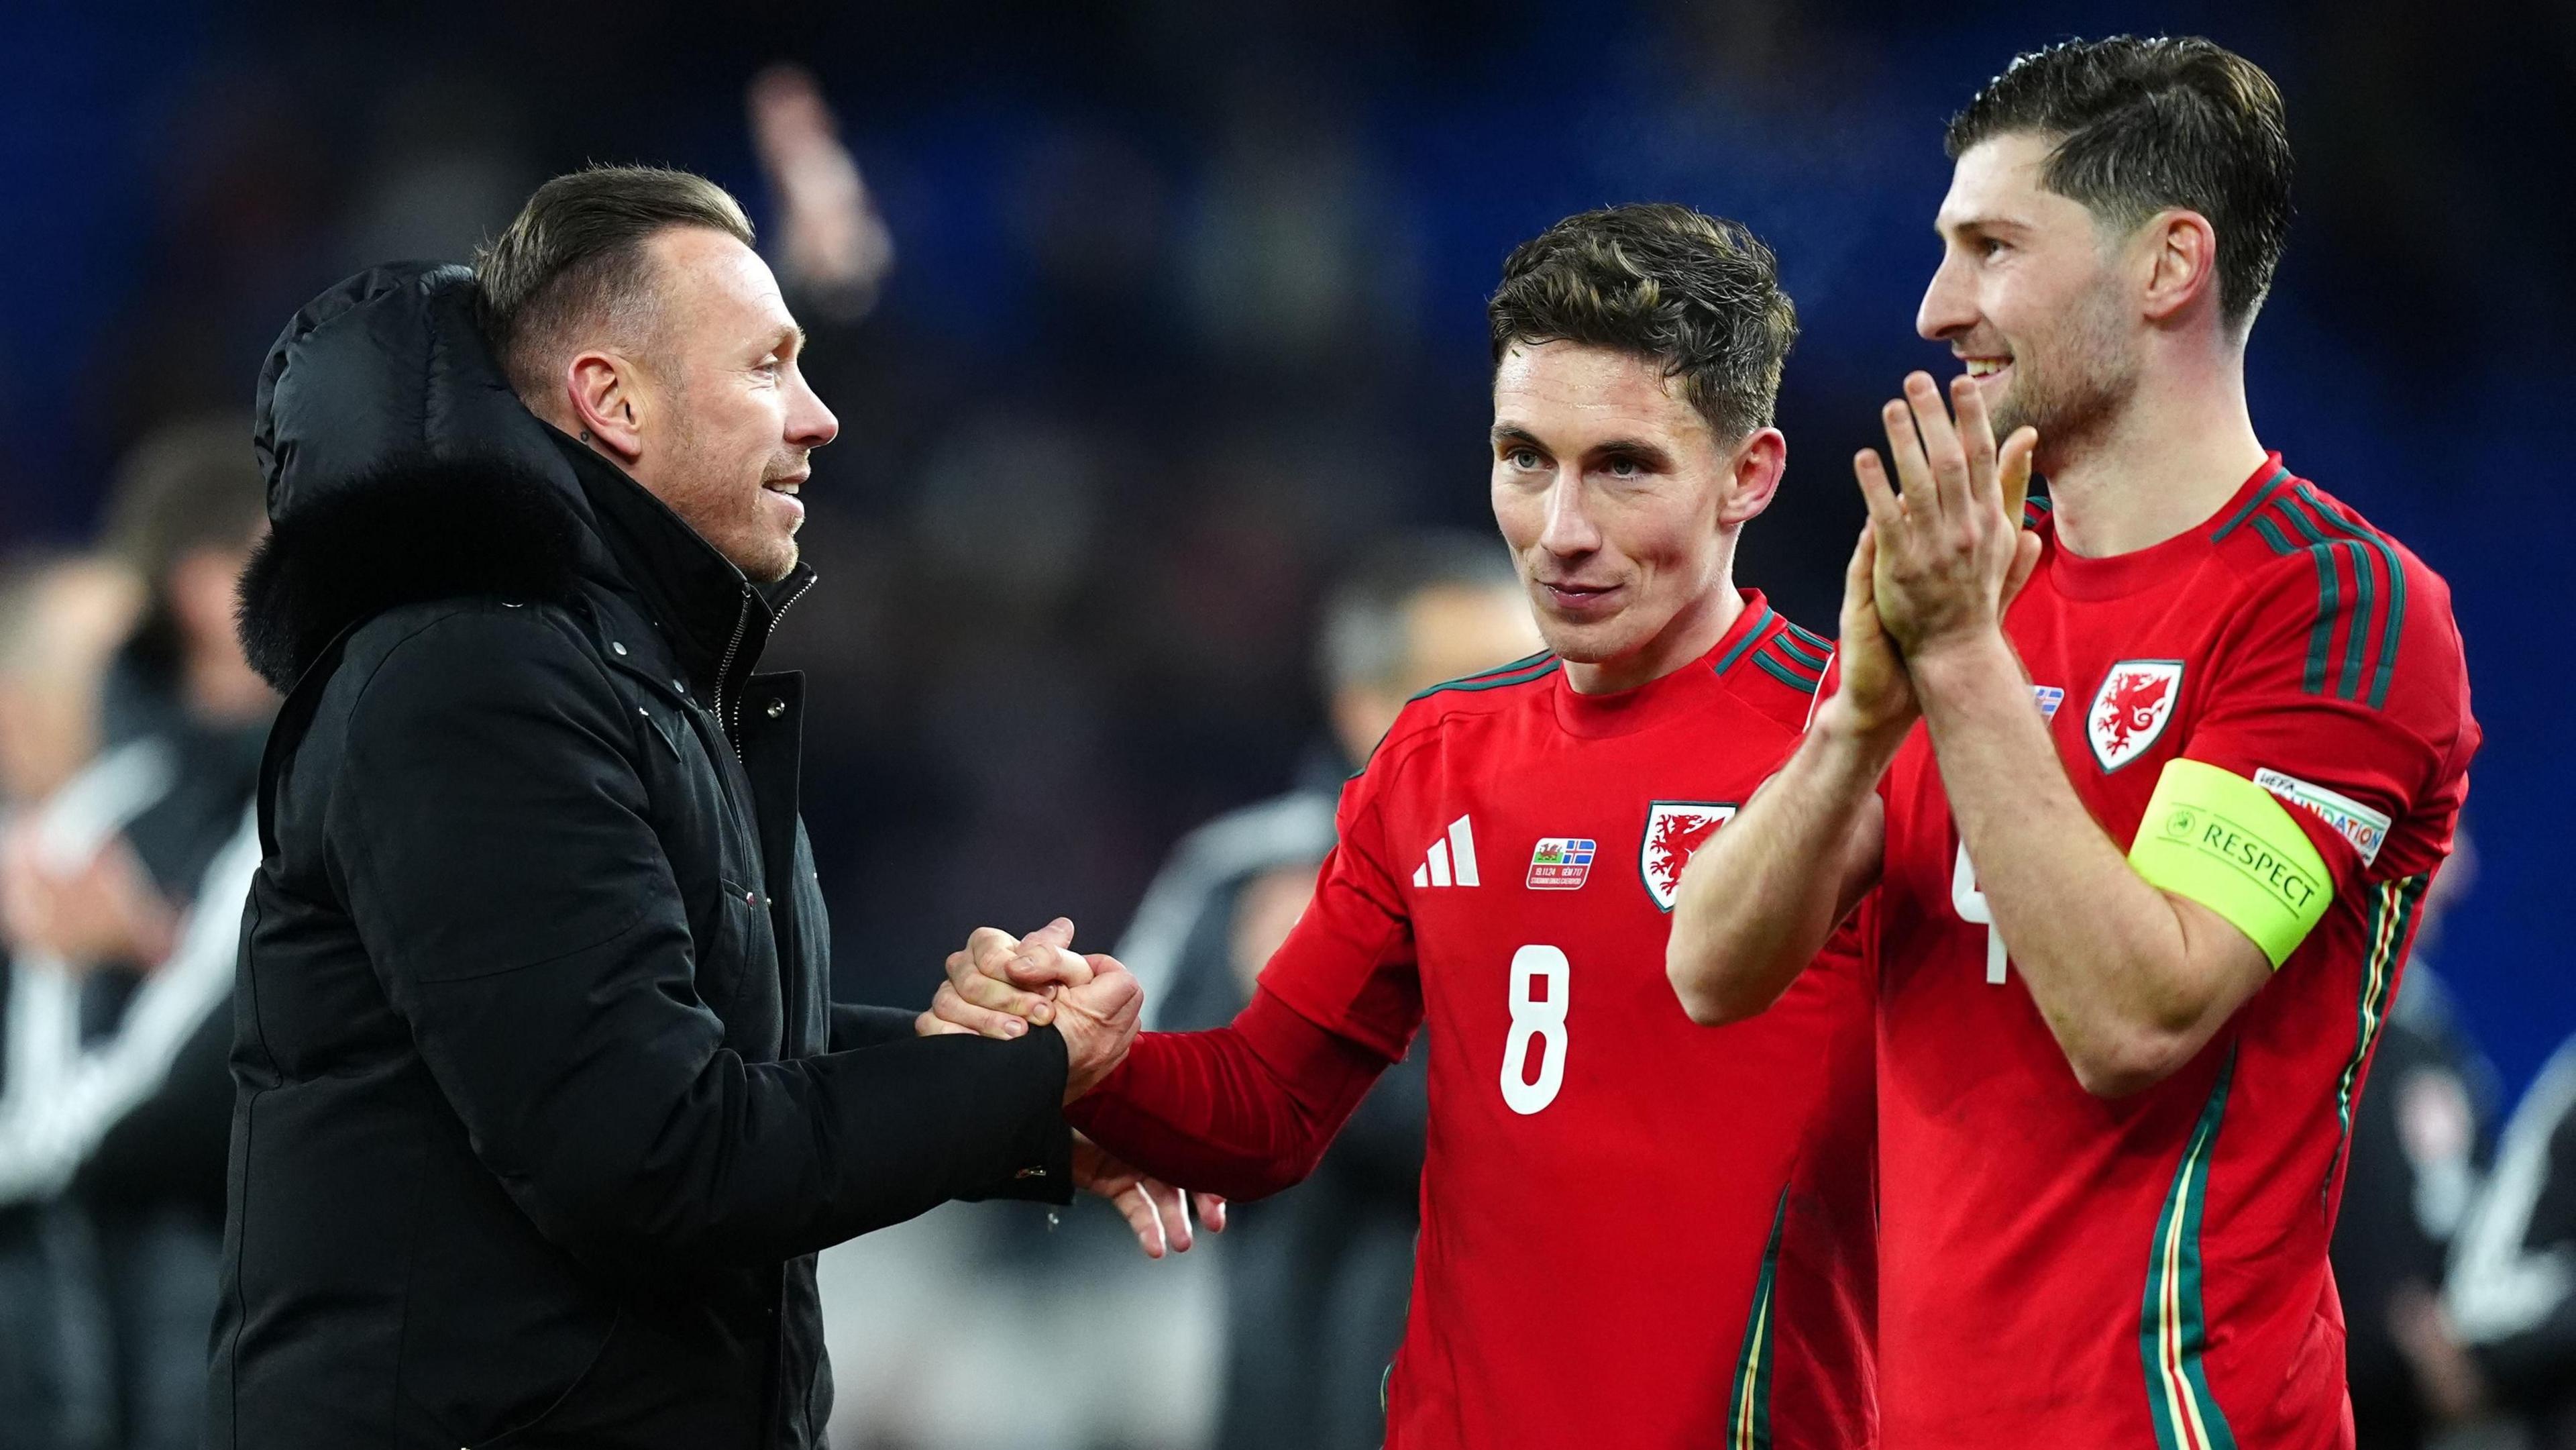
[2210, 467, 2292, 542]
[2271, 496, 2377, 704]
[2248, 511, 2341, 699]
[2141, 1048, 2239, 1450]
[1407, 652, 1558, 703]
[1752, 650, 1821, 695]
[1771, 629, 1832, 672]
[2295, 486, 2410, 711]
[1781, 618, 1835, 657]
[1727, 1188, 1788, 1450]
[1712, 603, 1776, 678]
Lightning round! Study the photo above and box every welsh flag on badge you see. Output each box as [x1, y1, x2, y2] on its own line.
[1526, 837, 1597, 891]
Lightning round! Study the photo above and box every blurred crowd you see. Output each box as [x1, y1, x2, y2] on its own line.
[3, 2, 2574, 1447]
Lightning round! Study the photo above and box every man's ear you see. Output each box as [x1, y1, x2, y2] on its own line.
[1718, 426, 1787, 527]
[564, 350, 648, 462]
[2139, 209, 2222, 327]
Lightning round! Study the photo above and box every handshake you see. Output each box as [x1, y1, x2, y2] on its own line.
[914, 919, 1225, 1257]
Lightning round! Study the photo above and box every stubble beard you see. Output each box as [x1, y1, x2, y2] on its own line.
[1990, 281, 2139, 470]
[662, 409, 802, 584]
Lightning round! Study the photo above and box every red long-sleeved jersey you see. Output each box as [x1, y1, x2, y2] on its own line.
[1075, 594, 1878, 1449]
[1869, 459, 2477, 1447]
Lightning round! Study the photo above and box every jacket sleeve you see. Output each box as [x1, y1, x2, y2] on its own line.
[327, 606, 1070, 1272]
[829, 1002, 925, 1053]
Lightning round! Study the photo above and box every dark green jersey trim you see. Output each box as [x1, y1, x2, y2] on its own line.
[1781, 617, 1834, 654]
[2210, 466, 2293, 542]
[1711, 603, 1776, 678]
[2023, 491, 2054, 528]
[1782, 623, 1844, 669]
[2249, 511, 2341, 699]
[2294, 486, 2409, 710]
[2140, 1047, 2240, 1450]
[1770, 630, 1832, 672]
[1752, 652, 1821, 694]
[1406, 652, 1559, 703]
[2271, 495, 2377, 705]
[1725, 1188, 1789, 1450]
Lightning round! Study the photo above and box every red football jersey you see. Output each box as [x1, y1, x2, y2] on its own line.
[1259, 594, 1878, 1449]
[1870, 457, 2478, 1447]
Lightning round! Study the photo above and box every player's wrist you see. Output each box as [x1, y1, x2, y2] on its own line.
[1899, 627, 2016, 703]
[1807, 698, 1911, 781]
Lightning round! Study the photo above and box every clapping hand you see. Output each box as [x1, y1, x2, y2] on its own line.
[1853, 370, 2043, 666]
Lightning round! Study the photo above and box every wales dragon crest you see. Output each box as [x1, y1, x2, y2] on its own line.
[1640, 801, 1737, 912]
[2087, 660, 2184, 772]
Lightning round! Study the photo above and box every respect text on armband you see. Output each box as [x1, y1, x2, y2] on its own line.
[2157, 807, 2323, 917]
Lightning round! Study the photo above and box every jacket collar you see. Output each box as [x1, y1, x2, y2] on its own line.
[546, 425, 817, 699]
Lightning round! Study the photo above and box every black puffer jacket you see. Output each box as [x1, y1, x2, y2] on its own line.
[207, 263, 1072, 1450]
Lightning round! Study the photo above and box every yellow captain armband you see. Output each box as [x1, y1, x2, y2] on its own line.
[2126, 758, 2334, 970]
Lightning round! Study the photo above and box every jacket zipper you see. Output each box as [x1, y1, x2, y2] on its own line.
[729, 573, 816, 743]
[710, 588, 753, 756]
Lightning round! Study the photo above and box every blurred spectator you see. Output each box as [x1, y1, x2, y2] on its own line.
[0, 421, 270, 1450]
[1122, 529, 1534, 1450]
[0, 552, 145, 1450]
[2426, 1026, 2576, 1445]
[2333, 836, 2504, 1449]
[750, 64, 898, 326]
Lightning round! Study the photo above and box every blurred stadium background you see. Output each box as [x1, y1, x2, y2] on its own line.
[2, 1, 2569, 1447]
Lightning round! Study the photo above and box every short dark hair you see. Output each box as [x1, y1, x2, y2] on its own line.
[1947, 36, 2292, 332]
[1320, 529, 1520, 694]
[1488, 204, 1798, 444]
[474, 165, 755, 401]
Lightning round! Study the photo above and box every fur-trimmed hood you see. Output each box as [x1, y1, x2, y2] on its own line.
[235, 454, 589, 692]
[240, 262, 597, 692]
[239, 261, 808, 695]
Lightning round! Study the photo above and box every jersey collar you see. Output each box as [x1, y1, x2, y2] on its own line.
[1550, 588, 1776, 739]
[2044, 454, 2288, 603]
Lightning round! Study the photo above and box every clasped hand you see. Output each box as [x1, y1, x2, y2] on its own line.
[914, 917, 1225, 1257]
[1825, 370, 2043, 737]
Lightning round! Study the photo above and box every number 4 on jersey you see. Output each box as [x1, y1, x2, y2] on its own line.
[1951, 843, 2008, 984]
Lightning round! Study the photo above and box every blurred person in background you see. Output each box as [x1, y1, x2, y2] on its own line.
[2332, 834, 2500, 1450]
[747, 64, 897, 329]
[0, 553, 145, 1450]
[0, 421, 274, 1450]
[0, 419, 274, 1450]
[208, 164, 1161, 1450]
[1120, 529, 1534, 1450]
[2383, 1013, 2576, 1447]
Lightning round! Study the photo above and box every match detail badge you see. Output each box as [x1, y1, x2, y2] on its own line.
[1525, 837, 1597, 890]
[1640, 802, 1737, 913]
[2257, 768, 2392, 867]
[2031, 685, 2065, 720]
[2088, 660, 2184, 773]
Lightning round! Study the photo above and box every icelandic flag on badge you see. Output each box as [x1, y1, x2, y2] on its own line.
[1526, 837, 1597, 890]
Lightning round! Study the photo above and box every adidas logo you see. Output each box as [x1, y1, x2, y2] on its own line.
[1411, 815, 1481, 888]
